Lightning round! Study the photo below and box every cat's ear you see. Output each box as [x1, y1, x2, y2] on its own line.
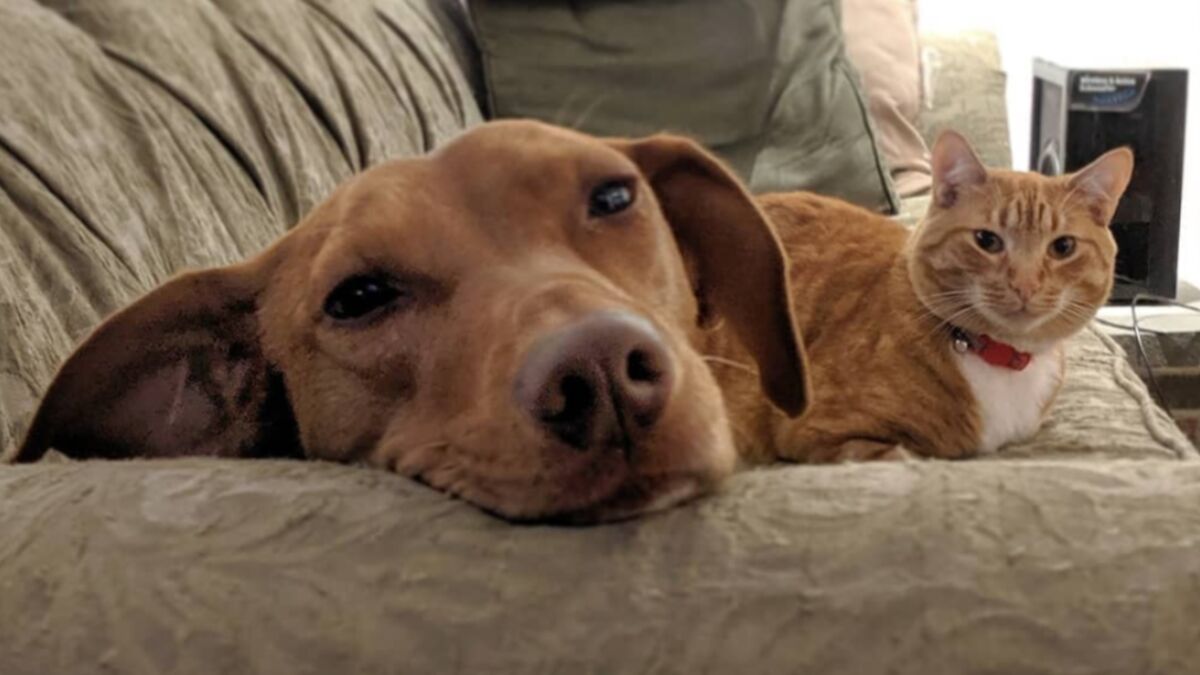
[1067, 147, 1134, 225]
[931, 130, 988, 208]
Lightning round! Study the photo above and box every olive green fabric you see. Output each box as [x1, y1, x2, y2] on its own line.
[469, 0, 899, 212]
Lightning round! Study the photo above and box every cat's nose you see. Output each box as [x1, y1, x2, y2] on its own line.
[1009, 275, 1041, 304]
[1011, 282, 1038, 304]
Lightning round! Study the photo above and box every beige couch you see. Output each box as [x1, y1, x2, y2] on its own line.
[1, 2, 1196, 673]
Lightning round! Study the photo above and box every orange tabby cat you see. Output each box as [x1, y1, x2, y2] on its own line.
[706, 131, 1134, 462]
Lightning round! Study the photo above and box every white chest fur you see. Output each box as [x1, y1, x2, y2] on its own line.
[956, 345, 1064, 454]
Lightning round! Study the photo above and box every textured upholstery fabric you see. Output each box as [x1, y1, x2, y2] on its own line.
[469, 0, 899, 212]
[918, 30, 1013, 168]
[4, 457, 1200, 674]
[891, 32, 1011, 228]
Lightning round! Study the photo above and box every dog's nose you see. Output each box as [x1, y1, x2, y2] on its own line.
[515, 311, 676, 451]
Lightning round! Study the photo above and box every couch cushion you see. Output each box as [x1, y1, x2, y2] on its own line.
[999, 326, 1195, 460]
[3, 457, 1200, 673]
[0, 0, 482, 453]
[469, 0, 899, 212]
[918, 30, 1011, 168]
[842, 0, 932, 197]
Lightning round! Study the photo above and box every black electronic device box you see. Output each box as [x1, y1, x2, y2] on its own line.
[1031, 58, 1187, 301]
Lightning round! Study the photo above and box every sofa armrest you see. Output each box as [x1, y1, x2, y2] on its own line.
[5, 458, 1200, 673]
[918, 30, 1012, 169]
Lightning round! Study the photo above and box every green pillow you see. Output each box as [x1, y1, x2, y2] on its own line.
[469, 0, 898, 212]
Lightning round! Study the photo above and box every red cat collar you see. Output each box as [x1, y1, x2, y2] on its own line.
[951, 327, 1032, 371]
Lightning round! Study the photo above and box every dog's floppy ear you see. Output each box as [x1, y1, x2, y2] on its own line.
[614, 134, 808, 417]
[15, 264, 299, 463]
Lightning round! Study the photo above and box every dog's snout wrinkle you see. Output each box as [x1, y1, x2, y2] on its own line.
[514, 311, 676, 452]
[505, 266, 631, 318]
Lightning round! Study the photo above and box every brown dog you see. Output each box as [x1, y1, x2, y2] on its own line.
[15, 120, 809, 523]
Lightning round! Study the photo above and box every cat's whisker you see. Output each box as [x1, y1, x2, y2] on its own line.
[915, 294, 977, 317]
[1045, 299, 1102, 332]
[921, 294, 976, 308]
[911, 299, 970, 330]
[917, 296, 968, 311]
[923, 289, 974, 299]
[919, 303, 978, 341]
[1059, 301, 1100, 324]
[911, 309, 948, 333]
[1062, 299, 1096, 313]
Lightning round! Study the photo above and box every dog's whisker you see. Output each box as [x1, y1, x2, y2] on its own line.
[548, 90, 581, 127]
[701, 355, 757, 376]
[568, 93, 609, 130]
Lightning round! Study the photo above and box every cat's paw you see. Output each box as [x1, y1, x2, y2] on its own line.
[917, 443, 981, 460]
[877, 444, 919, 461]
[823, 439, 919, 463]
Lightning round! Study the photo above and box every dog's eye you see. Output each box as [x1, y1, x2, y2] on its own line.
[973, 229, 1005, 254]
[324, 275, 401, 321]
[1049, 235, 1077, 259]
[588, 180, 635, 217]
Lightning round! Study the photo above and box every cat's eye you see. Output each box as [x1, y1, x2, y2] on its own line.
[973, 229, 1005, 254]
[1049, 235, 1077, 259]
[324, 274, 404, 321]
[588, 180, 636, 217]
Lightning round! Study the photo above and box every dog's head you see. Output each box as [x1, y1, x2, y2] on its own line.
[17, 121, 807, 523]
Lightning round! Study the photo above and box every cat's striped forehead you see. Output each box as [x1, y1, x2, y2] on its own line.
[982, 172, 1076, 234]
